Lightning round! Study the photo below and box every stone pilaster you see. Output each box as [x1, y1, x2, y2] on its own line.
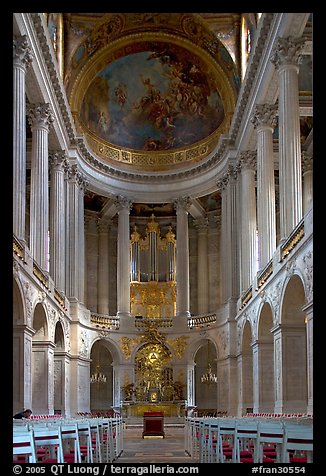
[97, 217, 111, 315]
[302, 151, 313, 214]
[85, 212, 99, 312]
[271, 36, 305, 238]
[251, 104, 277, 267]
[13, 35, 33, 241]
[27, 103, 54, 270]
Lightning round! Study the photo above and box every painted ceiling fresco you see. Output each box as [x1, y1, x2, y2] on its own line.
[79, 42, 225, 151]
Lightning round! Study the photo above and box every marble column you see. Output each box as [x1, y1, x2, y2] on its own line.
[27, 103, 54, 270]
[251, 104, 277, 268]
[271, 36, 305, 239]
[49, 151, 67, 292]
[97, 217, 111, 315]
[13, 34, 33, 241]
[77, 173, 88, 305]
[217, 176, 228, 303]
[174, 197, 191, 318]
[65, 164, 80, 300]
[217, 166, 240, 303]
[194, 217, 209, 314]
[238, 151, 257, 291]
[272, 325, 283, 413]
[115, 196, 132, 326]
[186, 364, 195, 407]
[302, 151, 313, 214]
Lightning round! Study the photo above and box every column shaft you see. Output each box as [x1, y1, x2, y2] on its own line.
[28, 103, 54, 270]
[238, 152, 257, 291]
[49, 152, 66, 291]
[271, 37, 305, 238]
[116, 197, 132, 318]
[13, 35, 32, 240]
[175, 198, 191, 318]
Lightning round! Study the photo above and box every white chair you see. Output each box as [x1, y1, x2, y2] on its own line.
[281, 424, 313, 463]
[33, 426, 64, 463]
[216, 419, 237, 463]
[257, 420, 285, 463]
[60, 422, 82, 463]
[234, 419, 259, 463]
[13, 429, 37, 463]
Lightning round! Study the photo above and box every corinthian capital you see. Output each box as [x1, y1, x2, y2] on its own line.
[301, 151, 313, 173]
[27, 103, 54, 130]
[173, 196, 192, 213]
[270, 36, 305, 70]
[216, 174, 229, 192]
[13, 34, 33, 68]
[114, 195, 132, 212]
[251, 104, 278, 130]
[238, 150, 257, 171]
[49, 150, 68, 170]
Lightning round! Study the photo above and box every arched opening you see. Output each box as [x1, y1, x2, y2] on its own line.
[194, 340, 218, 415]
[257, 303, 274, 412]
[241, 321, 253, 414]
[53, 321, 66, 415]
[32, 303, 49, 414]
[281, 275, 307, 412]
[90, 340, 113, 412]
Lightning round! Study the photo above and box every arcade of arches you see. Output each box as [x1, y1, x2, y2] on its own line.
[13, 12, 313, 419]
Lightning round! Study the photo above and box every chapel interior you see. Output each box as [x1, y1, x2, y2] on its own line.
[12, 12, 313, 463]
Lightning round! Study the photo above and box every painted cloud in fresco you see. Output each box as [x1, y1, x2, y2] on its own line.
[80, 42, 225, 151]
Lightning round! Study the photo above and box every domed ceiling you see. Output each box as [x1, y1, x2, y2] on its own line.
[67, 13, 240, 173]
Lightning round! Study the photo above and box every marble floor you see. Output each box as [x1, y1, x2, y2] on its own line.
[115, 424, 195, 464]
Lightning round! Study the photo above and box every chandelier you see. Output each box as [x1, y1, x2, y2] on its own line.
[201, 340, 217, 384]
[90, 365, 107, 384]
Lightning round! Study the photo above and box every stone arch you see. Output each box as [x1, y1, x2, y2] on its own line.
[257, 301, 274, 412]
[279, 274, 307, 412]
[13, 277, 25, 325]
